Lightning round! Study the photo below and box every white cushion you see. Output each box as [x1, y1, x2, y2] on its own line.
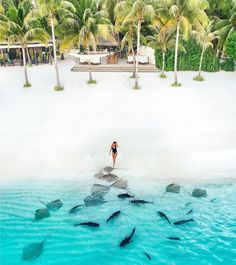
[127, 55, 134, 62]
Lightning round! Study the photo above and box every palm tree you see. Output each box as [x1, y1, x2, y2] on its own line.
[58, 0, 113, 84]
[193, 21, 218, 81]
[116, 0, 156, 89]
[34, 0, 75, 90]
[120, 22, 145, 78]
[0, 0, 49, 87]
[147, 24, 177, 78]
[216, 5, 236, 50]
[161, 0, 209, 86]
[101, 0, 119, 25]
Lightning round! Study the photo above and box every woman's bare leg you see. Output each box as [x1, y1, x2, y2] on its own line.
[112, 154, 115, 167]
[113, 153, 118, 167]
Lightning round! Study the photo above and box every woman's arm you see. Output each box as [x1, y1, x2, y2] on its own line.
[109, 146, 112, 155]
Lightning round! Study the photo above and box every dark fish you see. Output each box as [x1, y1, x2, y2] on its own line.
[143, 251, 151, 260]
[211, 198, 217, 203]
[186, 209, 193, 215]
[118, 193, 134, 199]
[74, 222, 100, 227]
[157, 211, 171, 224]
[174, 218, 194, 225]
[130, 199, 153, 204]
[69, 204, 84, 214]
[119, 228, 136, 247]
[107, 211, 121, 223]
[167, 237, 180, 240]
[185, 202, 192, 207]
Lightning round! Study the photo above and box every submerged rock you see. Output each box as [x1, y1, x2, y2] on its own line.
[192, 188, 207, 198]
[103, 166, 114, 173]
[35, 208, 50, 220]
[91, 184, 110, 195]
[22, 241, 44, 260]
[94, 172, 105, 179]
[47, 199, 63, 210]
[111, 179, 128, 189]
[166, 183, 180, 193]
[102, 173, 119, 182]
[84, 193, 106, 207]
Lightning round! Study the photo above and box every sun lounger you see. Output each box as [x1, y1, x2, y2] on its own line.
[127, 55, 134, 64]
[138, 55, 149, 64]
[91, 57, 101, 65]
[79, 57, 88, 64]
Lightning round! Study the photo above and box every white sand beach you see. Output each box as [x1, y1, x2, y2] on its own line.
[0, 59, 236, 183]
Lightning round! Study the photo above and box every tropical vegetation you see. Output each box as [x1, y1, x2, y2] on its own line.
[0, 0, 235, 89]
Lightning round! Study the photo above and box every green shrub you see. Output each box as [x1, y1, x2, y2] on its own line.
[193, 75, 204, 81]
[221, 58, 235, 71]
[159, 73, 167, 78]
[225, 31, 236, 60]
[54, 85, 64, 91]
[87, 79, 97, 84]
[24, 82, 31, 87]
[155, 38, 220, 72]
[178, 38, 201, 70]
[171, 82, 182, 87]
[201, 48, 221, 72]
[155, 49, 175, 71]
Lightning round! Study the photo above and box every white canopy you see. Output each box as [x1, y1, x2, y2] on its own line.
[67, 53, 110, 60]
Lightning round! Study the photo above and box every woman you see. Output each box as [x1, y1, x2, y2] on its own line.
[109, 141, 118, 167]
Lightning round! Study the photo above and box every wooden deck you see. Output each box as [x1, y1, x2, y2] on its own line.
[71, 62, 159, 73]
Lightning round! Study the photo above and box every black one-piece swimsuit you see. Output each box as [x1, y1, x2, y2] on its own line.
[112, 146, 117, 154]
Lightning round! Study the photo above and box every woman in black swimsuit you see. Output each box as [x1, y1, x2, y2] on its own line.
[109, 141, 118, 167]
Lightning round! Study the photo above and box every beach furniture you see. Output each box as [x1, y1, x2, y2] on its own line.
[79, 57, 88, 64]
[127, 55, 134, 64]
[138, 55, 149, 64]
[91, 57, 101, 65]
[106, 53, 118, 64]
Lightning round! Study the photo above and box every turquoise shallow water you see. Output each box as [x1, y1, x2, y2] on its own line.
[0, 176, 236, 265]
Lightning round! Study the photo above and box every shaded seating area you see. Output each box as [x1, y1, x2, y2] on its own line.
[0, 42, 53, 66]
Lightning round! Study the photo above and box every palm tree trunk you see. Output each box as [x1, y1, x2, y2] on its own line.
[33, 47, 37, 65]
[134, 19, 141, 88]
[131, 46, 136, 78]
[87, 48, 93, 82]
[26, 44, 32, 65]
[50, 17, 61, 89]
[22, 46, 30, 86]
[162, 51, 165, 76]
[198, 47, 205, 77]
[88, 59, 93, 81]
[174, 20, 180, 85]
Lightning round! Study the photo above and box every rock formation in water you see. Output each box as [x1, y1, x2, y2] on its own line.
[111, 179, 128, 189]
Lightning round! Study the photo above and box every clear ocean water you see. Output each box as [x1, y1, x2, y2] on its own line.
[1, 174, 236, 265]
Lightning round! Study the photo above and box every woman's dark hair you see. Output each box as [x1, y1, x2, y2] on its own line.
[113, 141, 117, 144]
